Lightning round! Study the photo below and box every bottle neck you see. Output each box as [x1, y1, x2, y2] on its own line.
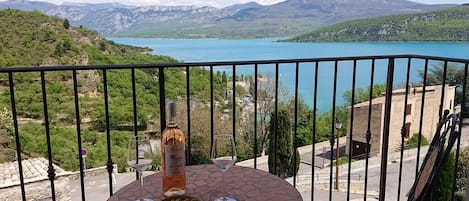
[167, 119, 177, 128]
[168, 102, 177, 128]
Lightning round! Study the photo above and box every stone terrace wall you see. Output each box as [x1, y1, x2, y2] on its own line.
[0, 176, 70, 201]
[0, 164, 117, 201]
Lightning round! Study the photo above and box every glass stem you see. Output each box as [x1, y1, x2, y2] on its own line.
[139, 171, 143, 201]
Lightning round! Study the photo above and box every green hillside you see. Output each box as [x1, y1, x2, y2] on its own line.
[0, 10, 227, 171]
[285, 6, 469, 42]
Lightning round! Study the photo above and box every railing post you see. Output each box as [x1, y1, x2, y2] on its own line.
[379, 58, 395, 201]
[72, 70, 86, 201]
[159, 67, 166, 134]
[40, 71, 57, 201]
[102, 69, 114, 196]
[8, 72, 26, 201]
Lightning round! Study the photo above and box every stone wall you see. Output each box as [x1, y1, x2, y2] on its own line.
[0, 176, 70, 201]
[0, 164, 117, 201]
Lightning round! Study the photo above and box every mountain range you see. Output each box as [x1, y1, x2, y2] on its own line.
[286, 5, 469, 42]
[0, 0, 457, 38]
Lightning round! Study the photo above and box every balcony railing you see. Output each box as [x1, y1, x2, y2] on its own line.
[0, 54, 467, 201]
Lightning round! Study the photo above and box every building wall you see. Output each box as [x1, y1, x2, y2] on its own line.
[387, 85, 455, 153]
[345, 103, 382, 156]
[346, 85, 455, 156]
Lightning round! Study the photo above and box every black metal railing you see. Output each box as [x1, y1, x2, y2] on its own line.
[0, 55, 467, 201]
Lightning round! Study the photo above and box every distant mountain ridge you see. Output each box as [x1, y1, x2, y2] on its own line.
[285, 5, 469, 42]
[0, 0, 457, 38]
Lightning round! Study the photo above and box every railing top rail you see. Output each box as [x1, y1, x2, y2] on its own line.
[0, 54, 467, 72]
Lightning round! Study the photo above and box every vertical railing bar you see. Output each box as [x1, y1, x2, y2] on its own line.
[346, 59, 357, 201]
[364, 59, 376, 201]
[102, 69, 114, 196]
[311, 61, 319, 201]
[72, 70, 86, 201]
[415, 59, 429, 180]
[254, 64, 258, 169]
[397, 58, 412, 201]
[451, 63, 467, 200]
[158, 67, 166, 133]
[9, 72, 26, 201]
[293, 62, 299, 188]
[232, 65, 236, 143]
[40, 71, 56, 201]
[438, 61, 448, 120]
[131, 68, 139, 180]
[378, 58, 395, 201]
[186, 66, 191, 165]
[274, 63, 279, 174]
[210, 66, 214, 154]
[329, 60, 339, 201]
[158, 66, 166, 179]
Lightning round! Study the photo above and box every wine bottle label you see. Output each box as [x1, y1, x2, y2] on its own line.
[165, 143, 185, 176]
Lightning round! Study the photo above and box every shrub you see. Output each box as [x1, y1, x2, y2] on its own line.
[454, 191, 465, 201]
[455, 146, 469, 199]
[405, 133, 429, 149]
[425, 152, 455, 201]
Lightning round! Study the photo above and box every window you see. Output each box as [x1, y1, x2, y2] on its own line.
[406, 104, 412, 115]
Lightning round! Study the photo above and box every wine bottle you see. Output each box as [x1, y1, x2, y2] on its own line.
[161, 102, 186, 197]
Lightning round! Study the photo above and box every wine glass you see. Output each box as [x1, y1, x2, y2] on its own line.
[211, 134, 237, 201]
[127, 135, 154, 201]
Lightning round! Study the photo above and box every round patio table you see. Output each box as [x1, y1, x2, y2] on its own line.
[107, 164, 302, 201]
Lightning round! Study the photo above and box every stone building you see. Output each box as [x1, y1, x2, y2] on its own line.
[345, 85, 456, 157]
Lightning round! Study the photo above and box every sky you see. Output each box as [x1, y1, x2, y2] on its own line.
[2, 0, 468, 8]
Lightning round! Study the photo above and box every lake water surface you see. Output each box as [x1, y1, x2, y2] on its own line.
[110, 38, 469, 112]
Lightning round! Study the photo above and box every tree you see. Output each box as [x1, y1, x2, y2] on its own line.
[246, 73, 289, 156]
[99, 41, 106, 51]
[419, 62, 465, 86]
[343, 84, 386, 106]
[267, 105, 299, 178]
[222, 71, 227, 86]
[63, 18, 70, 30]
[286, 98, 314, 146]
[418, 62, 467, 105]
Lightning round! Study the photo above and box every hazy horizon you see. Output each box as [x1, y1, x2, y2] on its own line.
[0, 0, 467, 8]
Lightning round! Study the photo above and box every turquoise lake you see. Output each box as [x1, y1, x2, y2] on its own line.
[110, 38, 469, 112]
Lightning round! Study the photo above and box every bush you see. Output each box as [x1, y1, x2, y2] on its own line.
[425, 152, 455, 201]
[454, 191, 465, 201]
[455, 146, 469, 199]
[405, 133, 429, 149]
[151, 151, 161, 171]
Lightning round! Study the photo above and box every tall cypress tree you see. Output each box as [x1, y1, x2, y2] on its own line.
[267, 105, 299, 178]
[63, 18, 70, 29]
